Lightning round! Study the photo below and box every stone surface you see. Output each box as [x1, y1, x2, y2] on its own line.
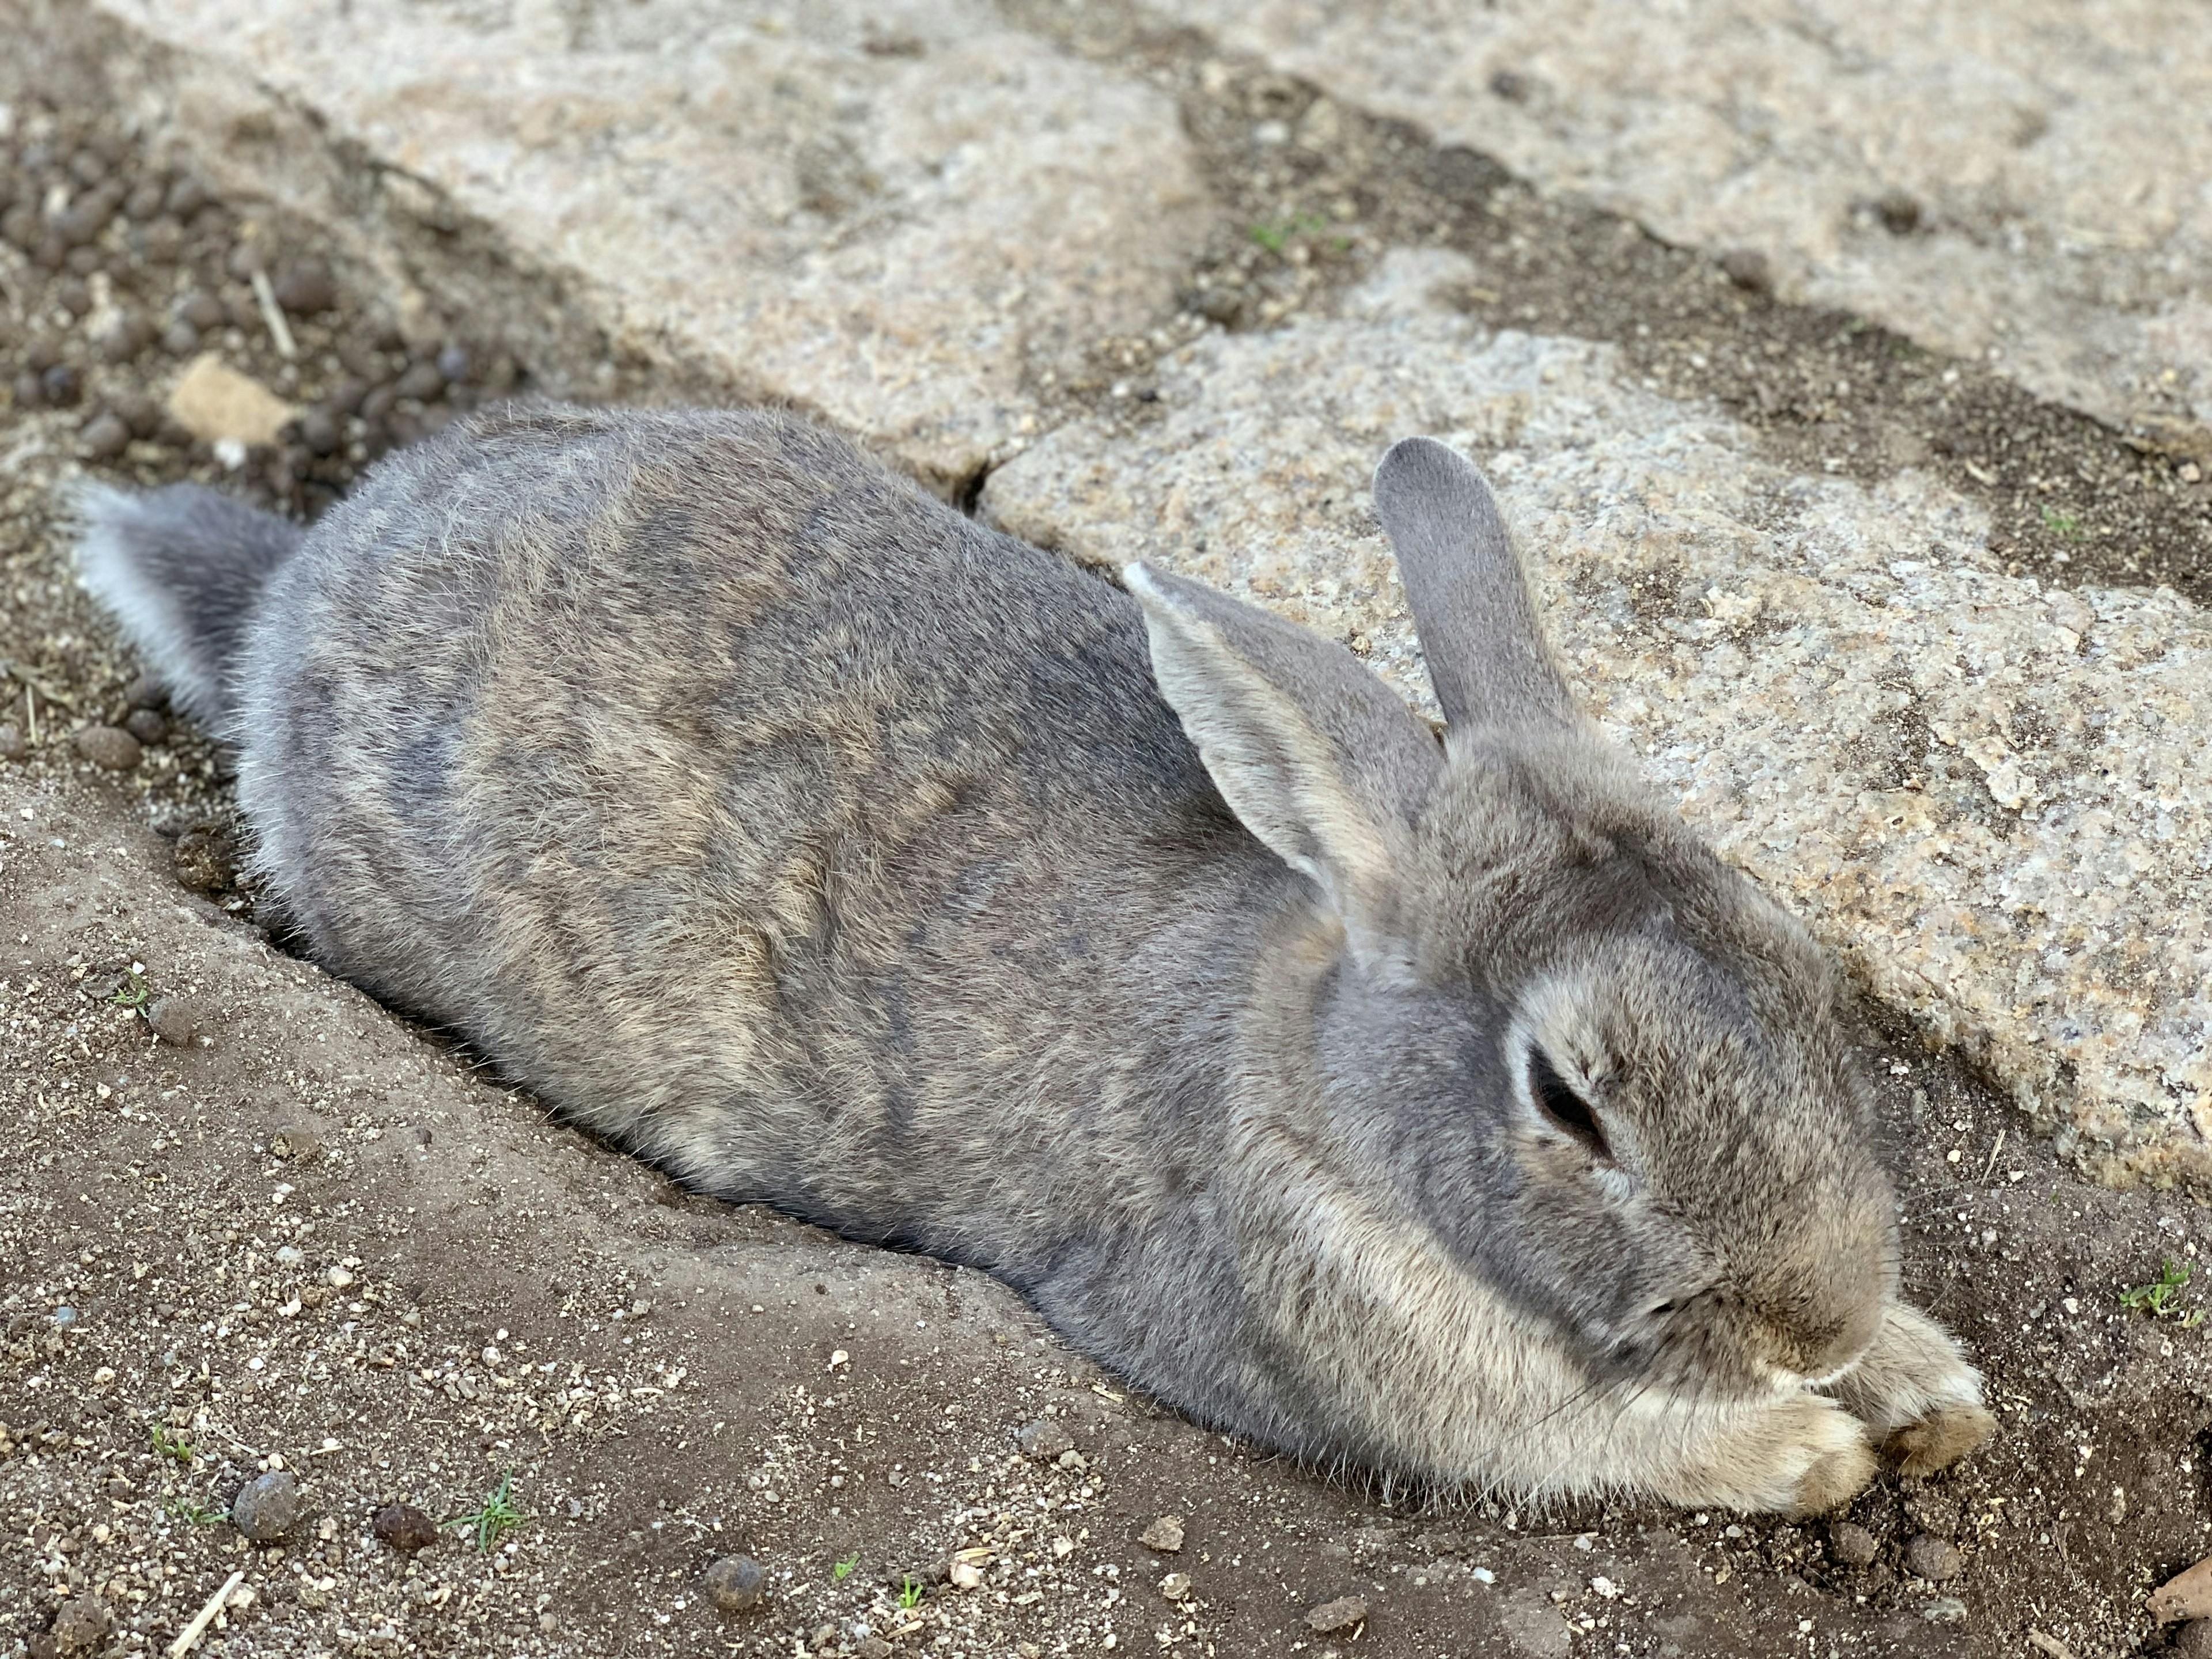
[2153, 1555, 2212, 1623]
[97, 0, 1214, 490]
[164, 353, 296, 448]
[986, 251, 2212, 1185]
[1160, 0, 2212, 448]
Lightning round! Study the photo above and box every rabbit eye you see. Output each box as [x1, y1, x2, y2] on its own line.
[1529, 1049, 1612, 1162]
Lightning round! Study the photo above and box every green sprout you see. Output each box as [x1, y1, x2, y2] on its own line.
[109, 969, 150, 1010]
[2119, 1259, 2203, 1327]
[149, 1423, 194, 1464]
[445, 1470, 529, 1552]
[2038, 505, 2085, 541]
[1247, 212, 1329, 254]
[834, 1555, 857, 1582]
[165, 1497, 225, 1525]
[897, 1575, 926, 1609]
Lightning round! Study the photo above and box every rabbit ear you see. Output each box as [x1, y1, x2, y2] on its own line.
[1372, 436, 1575, 734]
[1124, 561, 1441, 969]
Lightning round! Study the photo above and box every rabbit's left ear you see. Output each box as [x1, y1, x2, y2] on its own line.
[1124, 561, 1441, 972]
[1373, 436, 1576, 740]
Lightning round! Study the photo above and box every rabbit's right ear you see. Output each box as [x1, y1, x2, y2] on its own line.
[1125, 562, 1442, 974]
[1373, 436, 1575, 737]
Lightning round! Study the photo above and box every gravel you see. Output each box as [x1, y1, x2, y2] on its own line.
[147, 994, 211, 1047]
[703, 1554, 770, 1612]
[230, 1468, 302, 1541]
[1013, 1418, 1074, 1461]
[1904, 1534, 1965, 1583]
[372, 1502, 440, 1553]
[1306, 1594, 1369, 1634]
[1139, 1515, 1185, 1554]
[1827, 1521, 1878, 1567]
[69, 724, 140, 771]
[47, 1594, 111, 1653]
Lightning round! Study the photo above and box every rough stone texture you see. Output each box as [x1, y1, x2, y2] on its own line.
[986, 252, 2212, 1186]
[1159, 0, 2212, 449]
[90, 0, 1214, 490]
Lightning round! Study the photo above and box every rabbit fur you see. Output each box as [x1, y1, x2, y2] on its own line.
[76, 406, 1993, 1512]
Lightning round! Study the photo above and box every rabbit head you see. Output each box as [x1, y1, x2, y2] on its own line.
[1124, 437, 1894, 1441]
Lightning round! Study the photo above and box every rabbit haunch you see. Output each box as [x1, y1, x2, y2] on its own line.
[74, 407, 1993, 1510]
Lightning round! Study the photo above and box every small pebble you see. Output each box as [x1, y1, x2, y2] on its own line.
[1876, 188, 1924, 234]
[115, 395, 162, 440]
[1719, 247, 1773, 293]
[79, 412, 130, 460]
[1160, 1571, 1192, 1601]
[1904, 1533, 1964, 1583]
[41, 363, 82, 408]
[232, 1469, 301, 1541]
[147, 995, 211, 1047]
[372, 1502, 440, 1552]
[1921, 1594, 1968, 1624]
[1827, 1520, 1878, 1567]
[1139, 1515, 1185, 1554]
[71, 724, 141, 771]
[123, 707, 168, 745]
[298, 406, 340, 456]
[1015, 1419, 1074, 1461]
[435, 342, 471, 382]
[272, 1129, 324, 1162]
[1305, 1595, 1368, 1634]
[704, 1554, 770, 1612]
[0, 724, 26, 763]
[273, 261, 337, 315]
[98, 312, 155, 363]
[395, 360, 446, 402]
[160, 320, 201, 357]
[178, 291, 225, 330]
[2175, 1620, 2212, 1659]
[124, 672, 167, 709]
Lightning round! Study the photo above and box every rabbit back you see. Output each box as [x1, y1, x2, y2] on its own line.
[236, 405, 1283, 1271]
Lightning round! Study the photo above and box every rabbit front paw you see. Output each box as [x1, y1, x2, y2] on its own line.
[1673, 1392, 1877, 1517]
[1822, 1300, 1995, 1476]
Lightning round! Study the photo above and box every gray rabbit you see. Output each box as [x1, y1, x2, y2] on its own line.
[77, 406, 1993, 1512]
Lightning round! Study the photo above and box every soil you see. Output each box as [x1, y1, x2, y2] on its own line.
[4, 13, 2212, 1659]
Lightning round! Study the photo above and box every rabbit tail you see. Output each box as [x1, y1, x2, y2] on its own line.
[74, 483, 304, 733]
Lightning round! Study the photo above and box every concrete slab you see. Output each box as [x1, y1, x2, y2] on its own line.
[987, 251, 2212, 1187]
[1158, 0, 2212, 449]
[87, 0, 1215, 490]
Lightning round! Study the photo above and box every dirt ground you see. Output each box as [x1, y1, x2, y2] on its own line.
[4, 23, 2212, 1659]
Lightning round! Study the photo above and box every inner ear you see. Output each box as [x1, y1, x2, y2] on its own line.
[1123, 560, 1442, 971]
